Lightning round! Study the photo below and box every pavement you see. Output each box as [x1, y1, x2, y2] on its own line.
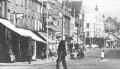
[104, 47, 120, 60]
[1, 47, 120, 69]
[0, 47, 115, 66]
[0, 57, 57, 66]
[0, 48, 93, 66]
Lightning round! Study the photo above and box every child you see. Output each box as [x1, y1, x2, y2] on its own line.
[101, 49, 104, 60]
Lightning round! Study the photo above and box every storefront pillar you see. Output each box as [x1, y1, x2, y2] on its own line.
[18, 39, 20, 55]
[32, 41, 36, 60]
[65, 41, 68, 53]
[2, 1, 5, 18]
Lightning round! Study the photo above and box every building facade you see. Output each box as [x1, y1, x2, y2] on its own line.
[0, 0, 47, 61]
[84, 13, 105, 46]
[0, 0, 84, 62]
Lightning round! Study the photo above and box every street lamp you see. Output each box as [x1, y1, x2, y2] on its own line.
[103, 14, 105, 48]
[95, 5, 98, 46]
[81, 14, 85, 49]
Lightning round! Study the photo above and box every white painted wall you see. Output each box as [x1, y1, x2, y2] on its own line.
[84, 13, 105, 38]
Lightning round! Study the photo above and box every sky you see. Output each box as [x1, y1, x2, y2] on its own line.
[82, 0, 120, 22]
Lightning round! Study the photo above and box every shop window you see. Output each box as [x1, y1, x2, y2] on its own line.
[0, 2, 1, 7]
[8, 0, 12, 2]
[25, 0, 27, 9]
[28, 16, 30, 19]
[21, 0, 24, 7]
[40, 7, 43, 13]
[0, 24, 5, 44]
[8, 9, 10, 12]
[32, 17, 33, 19]
[86, 23, 89, 28]
[86, 31, 89, 37]
[38, 5, 40, 13]
[25, 15, 27, 17]
[0, 2, 2, 17]
[15, 0, 21, 6]
[79, 24, 81, 27]
[10, 13, 14, 24]
[39, 22, 42, 30]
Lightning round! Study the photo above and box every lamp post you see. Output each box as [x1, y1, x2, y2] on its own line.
[82, 14, 85, 49]
[95, 5, 98, 46]
[103, 14, 105, 48]
[46, 0, 49, 62]
[62, 0, 65, 40]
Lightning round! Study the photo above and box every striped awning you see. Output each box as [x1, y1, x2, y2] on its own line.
[38, 32, 56, 43]
[107, 33, 117, 41]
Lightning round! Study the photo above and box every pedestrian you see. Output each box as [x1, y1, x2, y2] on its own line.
[56, 39, 67, 69]
[81, 48, 84, 59]
[100, 49, 104, 60]
[77, 48, 81, 59]
[70, 43, 75, 59]
[49, 49, 53, 57]
[26, 45, 32, 64]
[69, 43, 73, 53]
[8, 47, 16, 63]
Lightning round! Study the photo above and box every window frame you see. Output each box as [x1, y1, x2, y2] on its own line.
[86, 23, 89, 28]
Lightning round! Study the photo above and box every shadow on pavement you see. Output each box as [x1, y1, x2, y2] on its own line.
[105, 49, 120, 59]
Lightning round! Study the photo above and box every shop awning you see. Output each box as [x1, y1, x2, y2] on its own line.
[43, 32, 56, 43]
[0, 18, 45, 43]
[107, 33, 117, 41]
[38, 32, 56, 43]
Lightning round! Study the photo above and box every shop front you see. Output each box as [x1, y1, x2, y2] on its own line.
[0, 23, 7, 62]
[36, 32, 56, 59]
[0, 18, 45, 62]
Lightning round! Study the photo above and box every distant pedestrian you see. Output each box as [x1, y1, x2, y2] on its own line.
[56, 39, 67, 69]
[49, 49, 53, 57]
[69, 43, 73, 53]
[8, 47, 16, 63]
[100, 49, 104, 60]
[77, 48, 81, 58]
[26, 45, 32, 64]
[81, 48, 84, 59]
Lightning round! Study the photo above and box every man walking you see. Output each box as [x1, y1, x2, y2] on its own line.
[56, 39, 67, 69]
[26, 45, 32, 64]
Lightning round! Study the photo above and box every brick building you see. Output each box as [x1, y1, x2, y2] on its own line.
[0, 0, 79, 62]
[0, 0, 47, 61]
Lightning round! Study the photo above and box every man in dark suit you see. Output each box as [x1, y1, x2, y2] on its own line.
[56, 39, 67, 69]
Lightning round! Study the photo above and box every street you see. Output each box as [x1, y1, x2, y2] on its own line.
[0, 0, 120, 69]
[0, 48, 120, 69]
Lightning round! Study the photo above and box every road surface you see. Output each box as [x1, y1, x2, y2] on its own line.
[0, 48, 120, 69]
